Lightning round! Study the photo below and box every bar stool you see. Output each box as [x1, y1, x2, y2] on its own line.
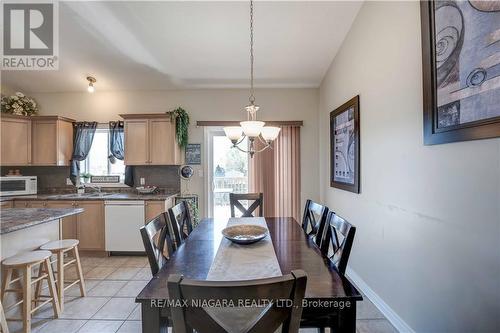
[1, 250, 60, 333]
[38, 239, 86, 311]
[0, 300, 10, 333]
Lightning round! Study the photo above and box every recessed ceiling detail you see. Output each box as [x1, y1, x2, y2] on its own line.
[2, 1, 362, 93]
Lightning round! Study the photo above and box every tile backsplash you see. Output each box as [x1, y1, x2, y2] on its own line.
[1, 166, 72, 191]
[0, 165, 180, 193]
[132, 165, 180, 189]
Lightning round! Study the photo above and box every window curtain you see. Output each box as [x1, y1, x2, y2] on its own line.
[70, 122, 98, 185]
[109, 121, 134, 187]
[249, 125, 301, 221]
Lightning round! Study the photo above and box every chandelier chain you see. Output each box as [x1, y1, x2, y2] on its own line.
[249, 0, 255, 105]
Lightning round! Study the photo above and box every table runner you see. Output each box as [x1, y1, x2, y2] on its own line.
[207, 217, 282, 281]
[205, 217, 283, 332]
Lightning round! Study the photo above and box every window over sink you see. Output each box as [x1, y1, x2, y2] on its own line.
[80, 128, 125, 185]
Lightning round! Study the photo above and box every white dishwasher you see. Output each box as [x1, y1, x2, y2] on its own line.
[105, 200, 145, 252]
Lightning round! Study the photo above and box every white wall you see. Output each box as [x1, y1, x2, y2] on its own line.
[319, 2, 500, 332]
[30, 88, 319, 217]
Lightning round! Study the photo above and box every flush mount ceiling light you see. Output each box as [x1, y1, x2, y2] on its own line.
[223, 0, 280, 158]
[86, 76, 96, 93]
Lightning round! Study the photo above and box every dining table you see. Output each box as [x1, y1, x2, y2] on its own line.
[136, 216, 363, 333]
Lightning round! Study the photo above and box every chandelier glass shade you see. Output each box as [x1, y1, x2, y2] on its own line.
[223, 0, 280, 157]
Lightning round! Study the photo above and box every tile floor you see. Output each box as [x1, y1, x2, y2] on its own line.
[5, 255, 398, 333]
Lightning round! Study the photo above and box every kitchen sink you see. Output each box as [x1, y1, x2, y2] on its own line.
[46, 192, 117, 199]
[86, 193, 118, 198]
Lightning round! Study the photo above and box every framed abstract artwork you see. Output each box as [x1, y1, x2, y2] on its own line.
[330, 95, 360, 193]
[421, 1, 500, 145]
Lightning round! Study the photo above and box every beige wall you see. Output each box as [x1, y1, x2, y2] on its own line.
[30, 88, 319, 217]
[319, 2, 500, 332]
[1, 84, 16, 96]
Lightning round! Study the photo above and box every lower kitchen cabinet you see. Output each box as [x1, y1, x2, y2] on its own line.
[75, 201, 105, 251]
[0, 201, 13, 208]
[144, 198, 175, 223]
[28, 201, 47, 208]
[14, 201, 28, 208]
[145, 200, 165, 223]
[46, 201, 77, 239]
[14, 200, 46, 208]
[36, 201, 104, 250]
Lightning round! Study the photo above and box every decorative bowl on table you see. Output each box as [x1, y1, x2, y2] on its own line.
[136, 186, 157, 194]
[222, 225, 268, 245]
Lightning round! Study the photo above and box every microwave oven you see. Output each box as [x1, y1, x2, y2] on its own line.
[0, 176, 37, 196]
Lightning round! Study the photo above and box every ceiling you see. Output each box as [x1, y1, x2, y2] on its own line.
[2, 1, 362, 93]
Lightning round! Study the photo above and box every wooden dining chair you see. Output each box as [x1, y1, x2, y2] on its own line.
[229, 193, 264, 217]
[140, 213, 175, 276]
[167, 201, 193, 249]
[168, 270, 307, 333]
[320, 211, 356, 274]
[301, 200, 329, 247]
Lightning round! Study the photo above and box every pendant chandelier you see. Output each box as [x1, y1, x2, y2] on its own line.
[223, 0, 280, 158]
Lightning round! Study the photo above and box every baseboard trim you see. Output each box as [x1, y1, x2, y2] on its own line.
[346, 267, 415, 333]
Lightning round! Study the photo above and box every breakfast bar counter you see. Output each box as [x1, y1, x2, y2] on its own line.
[0, 208, 84, 234]
[0, 208, 83, 259]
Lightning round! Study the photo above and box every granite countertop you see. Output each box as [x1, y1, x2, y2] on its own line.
[0, 208, 84, 234]
[0, 191, 179, 202]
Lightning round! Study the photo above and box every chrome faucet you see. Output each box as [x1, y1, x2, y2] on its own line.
[84, 184, 101, 194]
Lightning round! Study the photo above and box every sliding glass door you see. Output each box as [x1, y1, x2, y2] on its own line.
[205, 128, 249, 219]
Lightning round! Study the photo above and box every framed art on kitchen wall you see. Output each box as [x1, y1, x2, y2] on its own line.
[421, 1, 500, 145]
[330, 95, 360, 194]
[185, 143, 201, 165]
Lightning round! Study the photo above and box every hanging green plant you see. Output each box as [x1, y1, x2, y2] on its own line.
[171, 107, 190, 149]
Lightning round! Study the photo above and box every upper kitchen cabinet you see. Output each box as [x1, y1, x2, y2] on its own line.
[0, 114, 75, 166]
[31, 116, 74, 166]
[120, 113, 182, 165]
[0, 114, 31, 165]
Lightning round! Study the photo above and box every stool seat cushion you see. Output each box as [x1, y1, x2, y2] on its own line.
[2, 250, 52, 266]
[40, 239, 79, 251]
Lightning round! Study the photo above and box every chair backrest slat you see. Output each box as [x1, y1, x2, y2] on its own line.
[301, 199, 329, 247]
[320, 211, 356, 274]
[140, 213, 174, 276]
[229, 193, 264, 217]
[167, 201, 193, 249]
[168, 270, 307, 333]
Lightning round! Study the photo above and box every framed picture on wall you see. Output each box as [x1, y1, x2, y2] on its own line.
[330, 95, 360, 194]
[421, 1, 500, 145]
[185, 143, 201, 165]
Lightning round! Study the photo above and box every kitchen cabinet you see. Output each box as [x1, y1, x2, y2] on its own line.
[14, 200, 46, 208]
[75, 201, 105, 251]
[14, 200, 104, 250]
[0, 201, 13, 208]
[0, 115, 31, 166]
[144, 197, 175, 223]
[0, 115, 75, 166]
[46, 201, 77, 239]
[149, 118, 181, 165]
[145, 200, 164, 223]
[121, 113, 182, 165]
[123, 119, 149, 165]
[31, 116, 74, 166]
[27, 201, 47, 208]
